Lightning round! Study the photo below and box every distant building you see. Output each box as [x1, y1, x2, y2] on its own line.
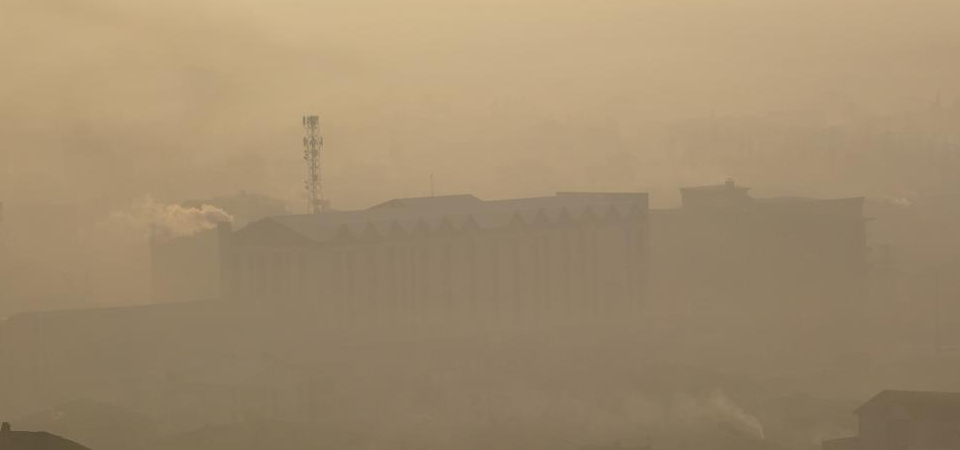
[679, 178, 752, 210]
[823, 390, 960, 450]
[151, 183, 869, 324]
[222, 192, 650, 320]
[151, 191, 287, 303]
[650, 180, 868, 322]
[150, 224, 232, 303]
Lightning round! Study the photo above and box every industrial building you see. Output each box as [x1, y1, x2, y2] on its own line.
[222, 192, 651, 320]
[151, 183, 869, 325]
[824, 390, 960, 450]
[649, 180, 868, 323]
[150, 192, 287, 303]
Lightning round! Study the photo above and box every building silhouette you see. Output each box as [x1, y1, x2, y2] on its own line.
[824, 390, 960, 450]
[151, 192, 287, 303]
[222, 192, 650, 320]
[149, 184, 868, 326]
[649, 180, 868, 324]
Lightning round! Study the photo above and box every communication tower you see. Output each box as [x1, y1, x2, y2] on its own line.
[302, 115, 325, 213]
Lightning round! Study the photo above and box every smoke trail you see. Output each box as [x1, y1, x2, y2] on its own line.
[99, 197, 233, 242]
[672, 390, 765, 441]
[705, 390, 765, 440]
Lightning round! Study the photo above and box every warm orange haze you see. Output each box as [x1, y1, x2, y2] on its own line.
[2, 1, 960, 449]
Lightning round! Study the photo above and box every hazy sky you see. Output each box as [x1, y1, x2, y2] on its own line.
[2, 0, 959, 209]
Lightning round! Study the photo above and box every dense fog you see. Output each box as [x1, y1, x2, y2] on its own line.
[2, 1, 960, 450]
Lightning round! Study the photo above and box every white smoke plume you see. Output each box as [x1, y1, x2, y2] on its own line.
[706, 390, 765, 440]
[886, 197, 913, 208]
[672, 390, 765, 441]
[99, 197, 233, 242]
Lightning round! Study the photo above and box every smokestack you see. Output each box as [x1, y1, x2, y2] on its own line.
[217, 220, 234, 301]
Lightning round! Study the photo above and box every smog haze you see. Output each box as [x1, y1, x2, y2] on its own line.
[2, 2, 960, 450]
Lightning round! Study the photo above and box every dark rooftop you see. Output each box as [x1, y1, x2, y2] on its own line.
[368, 194, 483, 210]
[680, 179, 751, 193]
[237, 192, 649, 244]
[855, 390, 960, 416]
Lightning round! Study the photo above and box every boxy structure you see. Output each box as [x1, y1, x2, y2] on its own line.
[823, 390, 960, 450]
[649, 180, 868, 324]
[150, 224, 233, 303]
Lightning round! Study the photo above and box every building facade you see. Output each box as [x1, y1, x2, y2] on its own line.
[824, 390, 960, 450]
[650, 180, 869, 322]
[150, 191, 287, 303]
[150, 226, 231, 303]
[222, 192, 650, 320]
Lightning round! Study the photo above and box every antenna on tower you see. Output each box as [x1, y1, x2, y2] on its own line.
[302, 115, 325, 213]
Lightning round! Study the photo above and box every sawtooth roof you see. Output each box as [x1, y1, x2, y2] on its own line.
[237, 192, 648, 245]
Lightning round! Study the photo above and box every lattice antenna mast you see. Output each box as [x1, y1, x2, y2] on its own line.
[302, 115, 324, 214]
